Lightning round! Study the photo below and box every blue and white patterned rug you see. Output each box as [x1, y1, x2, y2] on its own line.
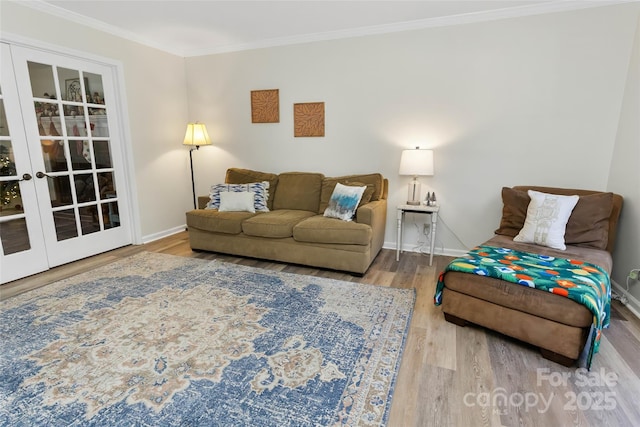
[0, 252, 414, 426]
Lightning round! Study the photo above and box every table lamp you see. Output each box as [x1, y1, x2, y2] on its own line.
[399, 147, 434, 205]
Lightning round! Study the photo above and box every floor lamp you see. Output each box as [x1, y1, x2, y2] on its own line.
[183, 122, 212, 209]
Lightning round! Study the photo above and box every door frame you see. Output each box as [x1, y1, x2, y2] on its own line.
[1, 32, 142, 247]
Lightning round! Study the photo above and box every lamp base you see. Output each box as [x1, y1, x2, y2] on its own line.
[406, 179, 422, 206]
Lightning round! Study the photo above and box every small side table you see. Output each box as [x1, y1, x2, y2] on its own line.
[396, 204, 440, 266]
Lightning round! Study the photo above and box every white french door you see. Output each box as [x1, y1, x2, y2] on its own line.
[0, 43, 132, 284]
[0, 43, 48, 282]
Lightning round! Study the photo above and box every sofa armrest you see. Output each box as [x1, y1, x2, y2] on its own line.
[356, 199, 384, 225]
[356, 199, 387, 256]
[197, 196, 209, 210]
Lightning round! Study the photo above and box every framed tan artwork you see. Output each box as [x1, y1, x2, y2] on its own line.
[251, 89, 279, 123]
[294, 102, 325, 137]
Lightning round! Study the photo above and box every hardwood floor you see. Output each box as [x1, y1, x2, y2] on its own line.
[3, 230, 640, 427]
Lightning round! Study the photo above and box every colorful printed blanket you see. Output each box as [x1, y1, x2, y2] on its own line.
[434, 245, 611, 368]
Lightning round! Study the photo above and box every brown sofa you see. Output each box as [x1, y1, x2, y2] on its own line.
[438, 186, 623, 366]
[186, 168, 388, 274]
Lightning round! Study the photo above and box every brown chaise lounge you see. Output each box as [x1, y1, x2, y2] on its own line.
[438, 186, 623, 366]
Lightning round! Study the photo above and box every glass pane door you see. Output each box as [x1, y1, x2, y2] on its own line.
[7, 44, 131, 273]
[28, 62, 121, 242]
[0, 43, 48, 284]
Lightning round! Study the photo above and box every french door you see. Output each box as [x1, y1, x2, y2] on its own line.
[0, 43, 132, 284]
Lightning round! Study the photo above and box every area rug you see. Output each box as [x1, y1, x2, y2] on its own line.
[0, 252, 415, 426]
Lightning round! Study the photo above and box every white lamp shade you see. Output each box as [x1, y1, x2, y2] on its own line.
[183, 123, 212, 147]
[399, 148, 434, 176]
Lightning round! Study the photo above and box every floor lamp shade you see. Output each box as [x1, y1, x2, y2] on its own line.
[183, 123, 211, 147]
[399, 148, 434, 205]
[183, 122, 212, 209]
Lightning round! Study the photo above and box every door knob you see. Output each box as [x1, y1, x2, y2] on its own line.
[21, 173, 32, 181]
[35, 171, 50, 179]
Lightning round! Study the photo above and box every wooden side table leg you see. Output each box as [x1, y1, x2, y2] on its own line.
[429, 212, 438, 266]
[396, 210, 402, 261]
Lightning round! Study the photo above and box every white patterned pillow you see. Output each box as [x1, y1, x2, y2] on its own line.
[323, 182, 366, 221]
[206, 181, 269, 211]
[513, 190, 579, 250]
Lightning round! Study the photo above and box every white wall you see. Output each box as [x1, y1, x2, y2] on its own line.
[1, 1, 190, 240]
[609, 13, 640, 313]
[185, 4, 639, 254]
[2, 1, 638, 283]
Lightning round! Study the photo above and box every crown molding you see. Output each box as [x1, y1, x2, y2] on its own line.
[187, 1, 637, 56]
[12, 0, 186, 56]
[14, 0, 638, 58]
[0, 31, 127, 67]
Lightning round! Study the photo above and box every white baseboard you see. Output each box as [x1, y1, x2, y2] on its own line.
[382, 242, 468, 258]
[611, 279, 640, 319]
[141, 225, 187, 244]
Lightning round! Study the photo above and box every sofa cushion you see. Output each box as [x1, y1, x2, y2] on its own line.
[318, 178, 375, 214]
[442, 271, 594, 328]
[349, 182, 374, 205]
[293, 216, 372, 246]
[495, 187, 530, 237]
[345, 173, 384, 201]
[492, 234, 613, 273]
[226, 168, 279, 210]
[242, 210, 316, 238]
[272, 172, 324, 212]
[565, 193, 614, 250]
[186, 209, 257, 234]
[496, 187, 614, 250]
[322, 173, 383, 206]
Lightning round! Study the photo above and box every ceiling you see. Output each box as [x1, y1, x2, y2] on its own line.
[24, 1, 626, 57]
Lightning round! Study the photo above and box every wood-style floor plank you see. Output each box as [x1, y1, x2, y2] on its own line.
[3, 230, 640, 427]
[453, 325, 501, 427]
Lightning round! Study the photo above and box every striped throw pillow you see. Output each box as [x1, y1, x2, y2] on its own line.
[206, 181, 270, 212]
